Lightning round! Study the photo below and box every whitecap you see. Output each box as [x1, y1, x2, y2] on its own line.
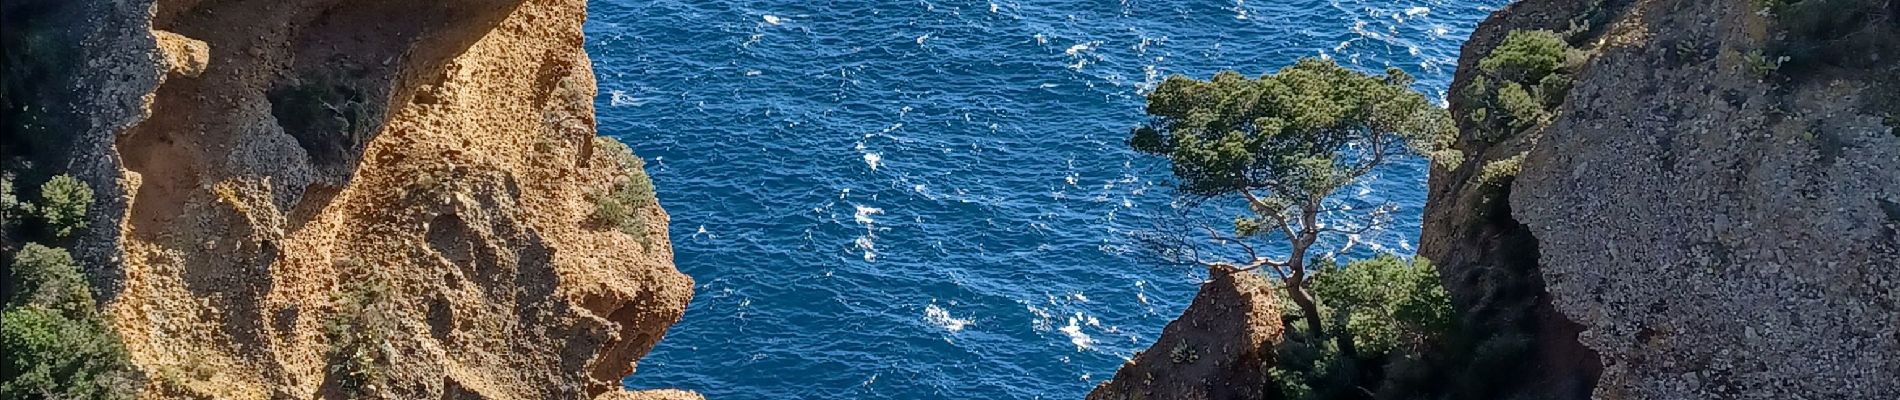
[863, 153, 882, 170]
[853, 205, 882, 225]
[855, 236, 877, 261]
[1064, 42, 1095, 56]
[916, 33, 931, 45]
[1026, 304, 1054, 331]
[1060, 314, 1095, 350]
[853, 205, 883, 261]
[924, 303, 973, 332]
[1405, 7, 1430, 17]
[762, 15, 783, 25]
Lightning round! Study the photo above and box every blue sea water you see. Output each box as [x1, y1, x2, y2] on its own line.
[584, 0, 1504, 398]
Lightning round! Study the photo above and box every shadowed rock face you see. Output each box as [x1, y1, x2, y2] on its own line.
[1088, 265, 1284, 400]
[1418, 1, 1617, 399]
[41, 0, 699, 398]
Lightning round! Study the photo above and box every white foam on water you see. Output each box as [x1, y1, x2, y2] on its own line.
[1064, 42, 1096, 56]
[1060, 313, 1095, 350]
[762, 14, 783, 25]
[855, 236, 877, 261]
[853, 205, 881, 225]
[916, 33, 931, 45]
[1405, 6, 1431, 17]
[1025, 304, 1054, 331]
[853, 205, 883, 261]
[608, 90, 644, 107]
[864, 152, 882, 170]
[924, 303, 973, 332]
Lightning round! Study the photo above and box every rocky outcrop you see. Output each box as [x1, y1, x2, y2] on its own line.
[1416, 1, 1622, 399]
[1501, 0, 1900, 398]
[1087, 266, 1284, 400]
[33, 0, 697, 398]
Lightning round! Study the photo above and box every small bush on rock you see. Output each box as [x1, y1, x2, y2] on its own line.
[323, 270, 393, 396]
[589, 138, 658, 240]
[1466, 30, 1576, 142]
[37, 174, 92, 239]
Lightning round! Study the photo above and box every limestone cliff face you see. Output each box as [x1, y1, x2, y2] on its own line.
[1086, 266, 1284, 400]
[1493, 0, 1900, 398]
[49, 0, 698, 398]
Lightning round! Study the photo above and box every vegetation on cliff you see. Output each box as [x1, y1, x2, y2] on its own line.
[1461, 30, 1576, 144]
[590, 137, 661, 247]
[1, 178, 138, 400]
[1129, 58, 1462, 399]
[1270, 256, 1454, 400]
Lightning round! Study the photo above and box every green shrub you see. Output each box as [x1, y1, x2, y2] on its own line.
[1, 174, 24, 231]
[1267, 255, 1457, 400]
[8, 244, 87, 308]
[1313, 255, 1455, 355]
[1478, 153, 1528, 187]
[589, 138, 658, 240]
[1744, 50, 1785, 80]
[1, 244, 138, 400]
[1496, 83, 1546, 130]
[37, 174, 92, 239]
[1467, 30, 1575, 141]
[1479, 31, 1567, 83]
[323, 271, 393, 396]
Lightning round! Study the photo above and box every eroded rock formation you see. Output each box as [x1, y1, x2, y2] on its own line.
[35, 0, 698, 398]
[1087, 265, 1284, 400]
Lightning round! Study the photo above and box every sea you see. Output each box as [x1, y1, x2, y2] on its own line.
[584, 0, 1505, 398]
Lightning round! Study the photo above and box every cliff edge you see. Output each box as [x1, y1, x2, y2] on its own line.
[1501, 0, 1900, 398]
[14, 0, 698, 398]
[1087, 266, 1285, 400]
[1098, 0, 1898, 399]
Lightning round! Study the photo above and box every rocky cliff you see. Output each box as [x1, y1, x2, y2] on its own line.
[1099, 0, 1898, 399]
[1087, 266, 1284, 400]
[1439, 0, 1898, 398]
[1498, 0, 1900, 398]
[7, 0, 698, 398]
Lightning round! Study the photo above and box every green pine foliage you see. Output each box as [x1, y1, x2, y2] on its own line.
[1269, 255, 1456, 400]
[1477, 153, 1528, 188]
[1465, 30, 1575, 142]
[1, 244, 138, 400]
[1314, 256, 1454, 355]
[37, 174, 92, 239]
